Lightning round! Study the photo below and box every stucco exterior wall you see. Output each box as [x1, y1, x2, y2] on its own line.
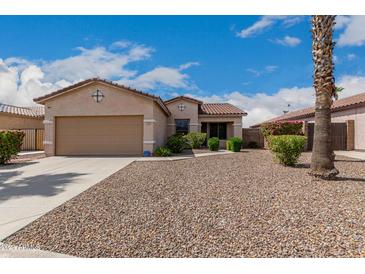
[302, 105, 365, 150]
[153, 103, 168, 148]
[0, 114, 43, 129]
[42, 82, 166, 156]
[166, 99, 199, 136]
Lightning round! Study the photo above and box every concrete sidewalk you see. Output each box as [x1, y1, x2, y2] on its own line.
[335, 150, 365, 160]
[0, 242, 73, 258]
[0, 156, 135, 240]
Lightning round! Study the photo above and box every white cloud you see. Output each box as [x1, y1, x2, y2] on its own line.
[237, 16, 276, 38]
[109, 40, 132, 49]
[347, 53, 356, 61]
[119, 65, 196, 91]
[334, 15, 352, 30]
[245, 68, 261, 77]
[337, 75, 365, 97]
[178, 62, 200, 70]
[246, 65, 278, 77]
[118, 60, 199, 91]
[0, 41, 196, 106]
[282, 16, 304, 28]
[337, 16, 365, 46]
[237, 16, 302, 38]
[270, 35, 301, 47]
[42, 45, 153, 83]
[265, 65, 278, 73]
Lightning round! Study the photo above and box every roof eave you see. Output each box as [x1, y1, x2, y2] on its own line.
[33, 78, 171, 116]
[198, 113, 246, 117]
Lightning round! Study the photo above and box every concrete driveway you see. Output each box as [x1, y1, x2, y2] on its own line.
[0, 156, 135, 240]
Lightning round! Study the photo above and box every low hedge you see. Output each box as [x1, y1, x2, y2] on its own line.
[208, 137, 219, 151]
[185, 132, 207, 149]
[0, 130, 25, 164]
[154, 146, 172, 157]
[261, 121, 303, 138]
[166, 134, 188, 153]
[226, 137, 243, 152]
[268, 135, 306, 166]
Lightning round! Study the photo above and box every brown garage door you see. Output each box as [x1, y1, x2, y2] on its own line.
[56, 116, 143, 156]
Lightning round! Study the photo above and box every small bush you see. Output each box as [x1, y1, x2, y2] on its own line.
[247, 141, 259, 148]
[185, 132, 207, 149]
[229, 137, 243, 152]
[166, 134, 188, 153]
[208, 137, 219, 151]
[268, 135, 306, 166]
[261, 121, 303, 138]
[226, 140, 232, 151]
[154, 147, 172, 157]
[0, 130, 25, 164]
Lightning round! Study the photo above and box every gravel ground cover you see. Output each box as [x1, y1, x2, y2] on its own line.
[4, 150, 365, 257]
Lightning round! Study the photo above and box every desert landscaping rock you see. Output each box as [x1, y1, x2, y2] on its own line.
[4, 150, 365, 257]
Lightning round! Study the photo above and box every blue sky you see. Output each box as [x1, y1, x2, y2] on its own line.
[1, 15, 365, 126]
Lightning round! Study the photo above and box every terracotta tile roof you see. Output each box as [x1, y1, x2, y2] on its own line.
[164, 96, 203, 105]
[33, 78, 170, 116]
[199, 103, 247, 116]
[252, 91, 365, 127]
[0, 103, 44, 118]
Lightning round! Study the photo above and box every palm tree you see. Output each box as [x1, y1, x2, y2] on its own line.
[310, 15, 339, 179]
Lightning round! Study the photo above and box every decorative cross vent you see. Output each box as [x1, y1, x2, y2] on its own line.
[92, 89, 104, 103]
[178, 103, 186, 111]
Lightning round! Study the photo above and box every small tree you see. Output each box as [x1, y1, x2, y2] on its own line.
[0, 130, 25, 164]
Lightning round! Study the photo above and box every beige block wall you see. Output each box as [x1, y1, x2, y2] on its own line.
[153, 103, 168, 148]
[0, 114, 43, 130]
[42, 82, 166, 156]
[303, 105, 365, 150]
[166, 99, 199, 136]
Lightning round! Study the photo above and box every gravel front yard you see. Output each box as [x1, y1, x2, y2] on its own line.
[4, 150, 365, 257]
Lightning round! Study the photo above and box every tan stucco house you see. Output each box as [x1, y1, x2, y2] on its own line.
[252, 91, 365, 151]
[34, 78, 246, 156]
[0, 103, 44, 130]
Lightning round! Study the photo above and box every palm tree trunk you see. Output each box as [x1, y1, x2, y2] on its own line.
[310, 15, 339, 179]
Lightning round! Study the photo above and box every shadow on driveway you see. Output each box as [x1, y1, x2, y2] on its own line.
[0, 161, 38, 171]
[0, 172, 86, 202]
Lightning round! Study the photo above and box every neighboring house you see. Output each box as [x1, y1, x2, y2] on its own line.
[0, 103, 45, 151]
[252, 91, 365, 150]
[34, 78, 247, 156]
[0, 103, 44, 130]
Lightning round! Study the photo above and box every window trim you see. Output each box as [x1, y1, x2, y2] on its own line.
[175, 119, 190, 134]
[209, 122, 227, 140]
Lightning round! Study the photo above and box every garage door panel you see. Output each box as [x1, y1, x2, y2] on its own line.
[56, 116, 143, 156]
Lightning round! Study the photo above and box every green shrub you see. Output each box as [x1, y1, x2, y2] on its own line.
[154, 147, 172, 157]
[0, 130, 25, 164]
[229, 137, 243, 152]
[261, 121, 303, 138]
[208, 137, 219, 151]
[185, 132, 207, 149]
[247, 141, 259, 148]
[268, 135, 306, 166]
[166, 134, 188, 153]
[226, 139, 232, 151]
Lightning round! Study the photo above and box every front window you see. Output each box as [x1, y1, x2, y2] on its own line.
[209, 123, 227, 139]
[175, 119, 190, 134]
